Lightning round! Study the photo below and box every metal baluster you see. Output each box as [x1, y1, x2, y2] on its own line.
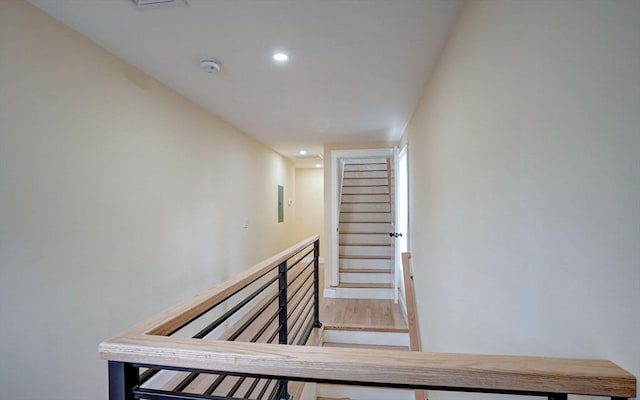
[313, 239, 322, 328]
[277, 261, 289, 399]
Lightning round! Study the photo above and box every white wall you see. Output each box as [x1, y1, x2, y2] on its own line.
[0, 1, 296, 399]
[405, 0, 639, 393]
[295, 168, 325, 256]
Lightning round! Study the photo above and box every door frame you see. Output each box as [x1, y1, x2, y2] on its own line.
[394, 144, 409, 305]
[328, 148, 394, 292]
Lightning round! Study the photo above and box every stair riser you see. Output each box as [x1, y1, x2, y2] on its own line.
[344, 163, 387, 171]
[342, 178, 388, 186]
[345, 157, 387, 164]
[344, 170, 388, 179]
[339, 272, 392, 284]
[340, 213, 391, 223]
[339, 233, 392, 245]
[341, 194, 390, 203]
[341, 186, 389, 194]
[340, 258, 392, 269]
[317, 384, 413, 400]
[339, 246, 392, 257]
[327, 286, 395, 299]
[340, 203, 390, 212]
[339, 222, 392, 232]
[323, 329, 410, 347]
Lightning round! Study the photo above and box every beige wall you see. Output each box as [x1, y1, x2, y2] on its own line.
[0, 1, 297, 398]
[405, 0, 640, 393]
[295, 168, 325, 256]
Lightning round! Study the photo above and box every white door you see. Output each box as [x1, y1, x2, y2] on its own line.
[393, 145, 409, 303]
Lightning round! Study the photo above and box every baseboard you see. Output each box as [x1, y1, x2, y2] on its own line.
[323, 287, 337, 298]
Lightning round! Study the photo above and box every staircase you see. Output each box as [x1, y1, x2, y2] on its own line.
[317, 326, 413, 400]
[336, 158, 395, 299]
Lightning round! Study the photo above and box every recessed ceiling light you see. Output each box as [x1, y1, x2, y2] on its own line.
[315, 164, 322, 168]
[273, 52, 289, 62]
[299, 150, 307, 155]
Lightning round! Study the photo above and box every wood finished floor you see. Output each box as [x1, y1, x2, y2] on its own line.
[319, 264, 407, 330]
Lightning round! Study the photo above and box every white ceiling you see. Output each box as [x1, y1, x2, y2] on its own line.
[28, 0, 463, 164]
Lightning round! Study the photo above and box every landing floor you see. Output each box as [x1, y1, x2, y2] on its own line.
[318, 264, 407, 330]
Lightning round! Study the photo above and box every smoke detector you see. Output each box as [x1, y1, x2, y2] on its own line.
[200, 59, 221, 73]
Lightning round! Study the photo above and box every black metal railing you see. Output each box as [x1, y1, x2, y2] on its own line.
[107, 236, 321, 400]
[101, 234, 636, 400]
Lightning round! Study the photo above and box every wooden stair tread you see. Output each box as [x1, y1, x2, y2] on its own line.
[342, 184, 389, 187]
[339, 255, 392, 260]
[342, 183, 388, 186]
[337, 282, 393, 289]
[338, 254, 391, 260]
[340, 201, 391, 204]
[322, 324, 409, 333]
[340, 211, 391, 214]
[339, 231, 390, 235]
[340, 220, 391, 223]
[339, 268, 392, 274]
[339, 243, 391, 247]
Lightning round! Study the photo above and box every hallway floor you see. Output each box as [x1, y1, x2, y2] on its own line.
[318, 264, 407, 331]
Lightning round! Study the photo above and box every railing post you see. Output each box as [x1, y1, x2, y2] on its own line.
[313, 239, 322, 328]
[278, 261, 288, 344]
[548, 394, 567, 400]
[108, 361, 138, 400]
[278, 380, 292, 400]
[277, 261, 289, 399]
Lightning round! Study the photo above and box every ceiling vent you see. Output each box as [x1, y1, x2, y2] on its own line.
[130, 0, 187, 8]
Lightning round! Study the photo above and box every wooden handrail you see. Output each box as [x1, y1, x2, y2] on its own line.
[100, 335, 636, 398]
[402, 252, 421, 353]
[100, 237, 636, 400]
[115, 234, 319, 337]
[402, 252, 426, 400]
